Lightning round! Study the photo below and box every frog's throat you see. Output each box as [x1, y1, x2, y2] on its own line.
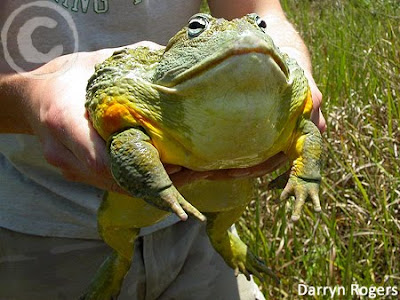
[157, 33, 289, 87]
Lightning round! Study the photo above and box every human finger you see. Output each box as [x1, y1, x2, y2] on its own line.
[226, 152, 287, 178]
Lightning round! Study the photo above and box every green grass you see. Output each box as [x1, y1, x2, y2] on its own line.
[236, 0, 400, 298]
[200, 1, 399, 298]
[200, 0, 399, 297]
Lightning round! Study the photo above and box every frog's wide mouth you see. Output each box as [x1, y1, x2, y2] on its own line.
[156, 33, 290, 87]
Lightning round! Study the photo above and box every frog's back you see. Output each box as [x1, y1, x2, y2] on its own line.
[86, 47, 163, 140]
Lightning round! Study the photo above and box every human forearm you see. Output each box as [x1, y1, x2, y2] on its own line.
[262, 11, 312, 74]
[0, 42, 174, 193]
[208, 0, 312, 75]
[0, 72, 33, 134]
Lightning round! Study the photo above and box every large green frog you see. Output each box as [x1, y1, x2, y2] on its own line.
[83, 13, 322, 299]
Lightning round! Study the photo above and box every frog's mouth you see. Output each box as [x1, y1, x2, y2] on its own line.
[157, 32, 290, 88]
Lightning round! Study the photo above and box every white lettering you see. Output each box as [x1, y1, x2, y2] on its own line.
[369, 286, 377, 298]
[351, 284, 359, 295]
[359, 286, 368, 296]
[71, 0, 90, 13]
[308, 286, 315, 296]
[319, 286, 330, 296]
[94, 0, 109, 13]
[392, 286, 399, 296]
[298, 284, 308, 296]
[350, 284, 400, 298]
[376, 286, 385, 296]
[62, 0, 69, 8]
[327, 286, 345, 298]
[298, 285, 347, 298]
[337, 286, 346, 296]
[297, 284, 397, 298]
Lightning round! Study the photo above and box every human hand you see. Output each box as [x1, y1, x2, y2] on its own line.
[166, 152, 287, 187]
[22, 41, 163, 194]
[20, 39, 278, 194]
[21, 40, 323, 194]
[306, 75, 326, 133]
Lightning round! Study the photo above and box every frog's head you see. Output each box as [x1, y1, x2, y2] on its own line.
[153, 13, 298, 93]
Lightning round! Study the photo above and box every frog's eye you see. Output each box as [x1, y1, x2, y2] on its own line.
[255, 15, 267, 31]
[188, 15, 209, 37]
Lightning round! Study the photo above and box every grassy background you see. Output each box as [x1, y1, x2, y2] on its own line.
[203, 0, 399, 298]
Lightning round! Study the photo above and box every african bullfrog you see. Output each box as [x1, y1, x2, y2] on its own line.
[82, 13, 322, 299]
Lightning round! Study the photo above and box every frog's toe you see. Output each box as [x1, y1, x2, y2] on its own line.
[238, 262, 251, 281]
[310, 186, 321, 212]
[158, 186, 206, 222]
[232, 252, 279, 283]
[245, 252, 280, 283]
[281, 176, 321, 222]
[238, 258, 257, 281]
[230, 243, 278, 283]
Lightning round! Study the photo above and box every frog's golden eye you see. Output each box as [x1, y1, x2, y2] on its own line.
[255, 15, 267, 31]
[188, 15, 209, 38]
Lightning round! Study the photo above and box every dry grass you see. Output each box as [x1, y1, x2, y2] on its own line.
[238, 0, 400, 298]
[200, 0, 399, 298]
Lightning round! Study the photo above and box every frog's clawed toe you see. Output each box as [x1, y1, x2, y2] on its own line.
[229, 235, 279, 283]
[281, 176, 321, 222]
[243, 252, 280, 284]
[157, 185, 206, 222]
[232, 253, 279, 284]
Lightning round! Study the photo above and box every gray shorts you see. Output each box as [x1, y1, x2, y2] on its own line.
[0, 219, 265, 300]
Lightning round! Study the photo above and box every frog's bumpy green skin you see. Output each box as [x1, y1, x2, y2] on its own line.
[283, 119, 322, 222]
[82, 13, 323, 300]
[79, 242, 134, 300]
[204, 207, 280, 284]
[109, 128, 206, 222]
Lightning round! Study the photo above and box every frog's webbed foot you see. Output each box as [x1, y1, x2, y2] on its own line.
[154, 185, 205, 221]
[109, 127, 205, 222]
[280, 118, 322, 222]
[205, 208, 279, 283]
[281, 175, 321, 222]
[228, 232, 279, 283]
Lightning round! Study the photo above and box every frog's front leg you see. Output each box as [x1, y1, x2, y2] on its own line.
[283, 118, 322, 221]
[204, 206, 278, 283]
[108, 127, 205, 222]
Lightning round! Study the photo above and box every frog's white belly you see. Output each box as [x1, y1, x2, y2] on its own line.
[135, 95, 293, 170]
[151, 53, 293, 170]
[166, 95, 290, 169]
